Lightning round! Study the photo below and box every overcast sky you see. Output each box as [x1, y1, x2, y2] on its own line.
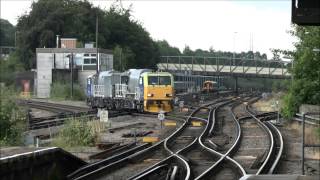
[1, 0, 296, 58]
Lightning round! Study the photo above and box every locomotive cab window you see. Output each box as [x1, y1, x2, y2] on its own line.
[159, 76, 171, 86]
[121, 76, 129, 84]
[148, 76, 159, 85]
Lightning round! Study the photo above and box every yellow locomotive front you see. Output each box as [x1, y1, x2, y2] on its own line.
[142, 72, 174, 113]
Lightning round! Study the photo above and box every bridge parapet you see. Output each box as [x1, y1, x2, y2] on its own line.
[158, 56, 291, 79]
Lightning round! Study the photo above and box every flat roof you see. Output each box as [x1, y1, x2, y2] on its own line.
[36, 48, 113, 54]
[60, 38, 77, 40]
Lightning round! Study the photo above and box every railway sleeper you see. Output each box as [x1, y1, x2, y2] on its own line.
[250, 151, 268, 169]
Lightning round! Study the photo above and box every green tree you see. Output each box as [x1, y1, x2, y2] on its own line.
[113, 45, 135, 71]
[0, 19, 15, 46]
[182, 45, 194, 56]
[155, 40, 181, 56]
[0, 52, 25, 85]
[282, 26, 320, 118]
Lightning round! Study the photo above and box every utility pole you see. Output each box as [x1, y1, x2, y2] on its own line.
[15, 31, 17, 48]
[96, 14, 99, 73]
[233, 32, 237, 65]
[120, 47, 122, 71]
[70, 53, 74, 99]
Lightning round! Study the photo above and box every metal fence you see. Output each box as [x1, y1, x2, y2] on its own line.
[294, 112, 320, 175]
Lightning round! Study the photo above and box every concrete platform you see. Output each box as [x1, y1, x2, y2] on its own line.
[0, 147, 86, 180]
[240, 175, 318, 180]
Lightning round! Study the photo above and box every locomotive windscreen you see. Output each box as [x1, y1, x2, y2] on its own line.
[148, 76, 171, 86]
[159, 76, 171, 85]
[148, 76, 158, 85]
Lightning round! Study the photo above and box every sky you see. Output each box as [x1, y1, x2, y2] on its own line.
[0, 0, 297, 58]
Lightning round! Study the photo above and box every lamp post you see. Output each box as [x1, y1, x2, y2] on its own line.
[67, 54, 74, 99]
[233, 32, 237, 65]
[95, 14, 99, 74]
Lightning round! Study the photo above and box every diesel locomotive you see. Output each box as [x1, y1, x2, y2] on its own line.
[86, 69, 174, 113]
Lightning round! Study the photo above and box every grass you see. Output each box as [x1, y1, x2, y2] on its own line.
[50, 82, 86, 101]
[51, 117, 97, 150]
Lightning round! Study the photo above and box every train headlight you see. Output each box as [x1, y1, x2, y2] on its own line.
[166, 93, 172, 97]
[147, 93, 153, 97]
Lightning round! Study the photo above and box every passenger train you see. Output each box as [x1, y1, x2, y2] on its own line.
[86, 69, 174, 113]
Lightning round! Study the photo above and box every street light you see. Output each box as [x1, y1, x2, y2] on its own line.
[233, 32, 237, 65]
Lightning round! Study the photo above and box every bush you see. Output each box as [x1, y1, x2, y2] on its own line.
[281, 92, 298, 119]
[50, 82, 85, 101]
[0, 52, 25, 86]
[51, 117, 96, 149]
[0, 86, 26, 145]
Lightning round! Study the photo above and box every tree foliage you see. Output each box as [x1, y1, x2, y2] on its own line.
[0, 86, 26, 145]
[282, 26, 320, 118]
[155, 40, 181, 56]
[154, 40, 269, 60]
[15, 0, 159, 70]
[0, 19, 15, 46]
[0, 52, 25, 85]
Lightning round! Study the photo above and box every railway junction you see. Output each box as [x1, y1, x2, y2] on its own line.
[0, 92, 319, 180]
[1, 0, 319, 180]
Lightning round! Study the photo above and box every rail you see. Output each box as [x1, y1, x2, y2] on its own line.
[246, 97, 284, 175]
[129, 98, 232, 180]
[294, 112, 320, 125]
[196, 100, 247, 179]
[67, 95, 286, 179]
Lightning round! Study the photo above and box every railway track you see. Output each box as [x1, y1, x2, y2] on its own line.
[189, 96, 283, 180]
[68, 98, 231, 180]
[19, 100, 93, 114]
[66, 95, 283, 180]
[124, 99, 239, 180]
[19, 100, 133, 130]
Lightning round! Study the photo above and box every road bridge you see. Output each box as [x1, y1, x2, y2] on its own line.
[157, 56, 292, 79]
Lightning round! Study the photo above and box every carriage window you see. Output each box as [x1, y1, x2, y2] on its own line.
[159, 76, 171, 85]
[148, 76, 158, 85]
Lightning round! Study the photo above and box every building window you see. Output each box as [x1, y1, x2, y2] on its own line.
[84, 58, 91, 64]
[91, 58, 97, 64]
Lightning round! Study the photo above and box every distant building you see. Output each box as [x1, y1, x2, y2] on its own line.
[60, 38, 77, 48]
[36, 38, 113, 98]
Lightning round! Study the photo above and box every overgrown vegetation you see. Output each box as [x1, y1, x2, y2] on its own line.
[51, 118, 96, 149]
[0, 86, 26, 146]
[0, 52, 25, 85]
[50, 82, 85, 101]
[272, 80, 289, 93]
[281, 26, 320, 118]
